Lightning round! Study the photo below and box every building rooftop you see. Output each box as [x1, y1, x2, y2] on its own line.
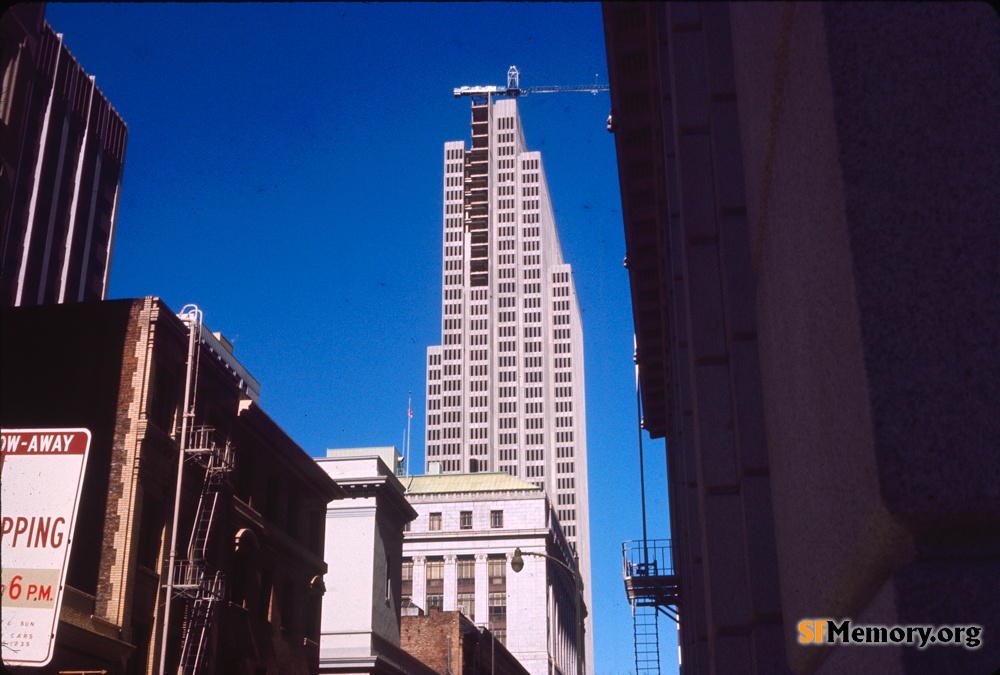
[402, 472, 541, 496]
[325, 446, 402, 471]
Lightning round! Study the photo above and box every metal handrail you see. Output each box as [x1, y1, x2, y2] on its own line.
[622, 539, 674, 578]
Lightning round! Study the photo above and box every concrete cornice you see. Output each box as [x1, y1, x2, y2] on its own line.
[335, 474, 418, 524]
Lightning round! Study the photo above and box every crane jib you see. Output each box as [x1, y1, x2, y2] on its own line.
[454, 65, 609, 99]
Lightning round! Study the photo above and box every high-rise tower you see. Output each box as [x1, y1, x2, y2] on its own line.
[0, 7, 128, 308]
[423, 95, 592, 667]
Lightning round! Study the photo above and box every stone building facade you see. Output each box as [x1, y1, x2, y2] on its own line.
[316, 450, 436, 675]
[603, 3, 1000, 674]
[401, 473, 584, 675]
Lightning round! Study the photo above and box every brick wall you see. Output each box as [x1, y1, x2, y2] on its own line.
[401, 608, 462, 674]
[96, 297, 154, 624]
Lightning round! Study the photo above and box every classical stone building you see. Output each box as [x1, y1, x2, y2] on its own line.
[401, 473, 584, 675]
[1, 298, 341, 674]
[604, 2, 999, 674]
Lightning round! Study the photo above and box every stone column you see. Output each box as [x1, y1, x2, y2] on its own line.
[411, 556, 426, 613]
[443, 554, 457, 611]
[475, 553, 489, 625]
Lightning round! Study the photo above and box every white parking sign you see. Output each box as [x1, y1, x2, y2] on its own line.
[1, 428, 91, 667]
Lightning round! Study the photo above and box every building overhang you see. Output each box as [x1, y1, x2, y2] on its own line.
[603, 2, 672, 439]
[331, 475, 418, 524]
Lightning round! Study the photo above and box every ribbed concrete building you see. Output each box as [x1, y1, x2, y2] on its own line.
[0, 5, 128, 308]
[423, 95, 592, 668]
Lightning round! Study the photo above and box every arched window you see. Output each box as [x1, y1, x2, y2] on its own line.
[230, 528, 260, 611]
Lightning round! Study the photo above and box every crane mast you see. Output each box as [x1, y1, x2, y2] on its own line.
[454, 65, 609, 98]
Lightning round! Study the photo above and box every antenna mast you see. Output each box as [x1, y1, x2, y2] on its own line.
[405, 391, 413, 476]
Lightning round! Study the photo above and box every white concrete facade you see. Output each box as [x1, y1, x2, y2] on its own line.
[401, 474, 585, 675]
[316, 451, 429, 675]
[424, 96, 592, 667]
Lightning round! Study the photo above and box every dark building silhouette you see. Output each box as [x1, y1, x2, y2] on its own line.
[1, 4, 128, 307]
[604, 3, 999, 674]
[1, 298, 341, 674]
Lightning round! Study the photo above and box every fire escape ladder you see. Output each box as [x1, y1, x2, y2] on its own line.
[632, 602, 661, 675]
[179, 570, 225, 674]
[176, 429, 233, 675]
[622, 539, 679, 675]
[188, 491, 216, 564]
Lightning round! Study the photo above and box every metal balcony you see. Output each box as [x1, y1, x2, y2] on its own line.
[622, 539, 679, 617]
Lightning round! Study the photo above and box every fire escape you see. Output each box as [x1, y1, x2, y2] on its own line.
[622, 539, 679, 674]
[159, 306, 236, 675]
[623, 346, 679, 675]
[172, 426, 233, 674]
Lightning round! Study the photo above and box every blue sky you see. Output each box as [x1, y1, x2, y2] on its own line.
[44, 3, 676, 673]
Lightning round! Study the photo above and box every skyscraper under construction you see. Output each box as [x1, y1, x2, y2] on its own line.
[423, 93, 592, 665]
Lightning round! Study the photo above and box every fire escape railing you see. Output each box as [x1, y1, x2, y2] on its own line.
[622, 538, 680, 675]
[174, 426, 233, 674]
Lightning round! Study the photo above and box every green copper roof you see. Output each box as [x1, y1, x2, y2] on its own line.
[402, 472, 541, 495]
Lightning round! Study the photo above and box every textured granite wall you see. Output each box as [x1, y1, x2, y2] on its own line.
[729, 3, 1000, 672]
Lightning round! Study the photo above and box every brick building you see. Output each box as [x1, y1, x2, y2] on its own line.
[1, 297, 341, 673]
[401, 609, 529, 675]
[604, 3, 999, 674]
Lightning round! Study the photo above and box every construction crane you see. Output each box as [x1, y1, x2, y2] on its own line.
[453, 65, 608, 99]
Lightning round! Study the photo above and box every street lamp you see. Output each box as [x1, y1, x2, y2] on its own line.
[510, 547, 585, 675]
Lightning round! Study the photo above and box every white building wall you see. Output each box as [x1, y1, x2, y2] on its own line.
[316, 454, 414, 666]
[320, 497, 378, 653]
[506, 550, 550, 672]
[402, 482, 583, 675]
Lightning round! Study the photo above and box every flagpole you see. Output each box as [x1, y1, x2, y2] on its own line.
[405, 391, 413, 477]
[401, 427, 407, 474]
